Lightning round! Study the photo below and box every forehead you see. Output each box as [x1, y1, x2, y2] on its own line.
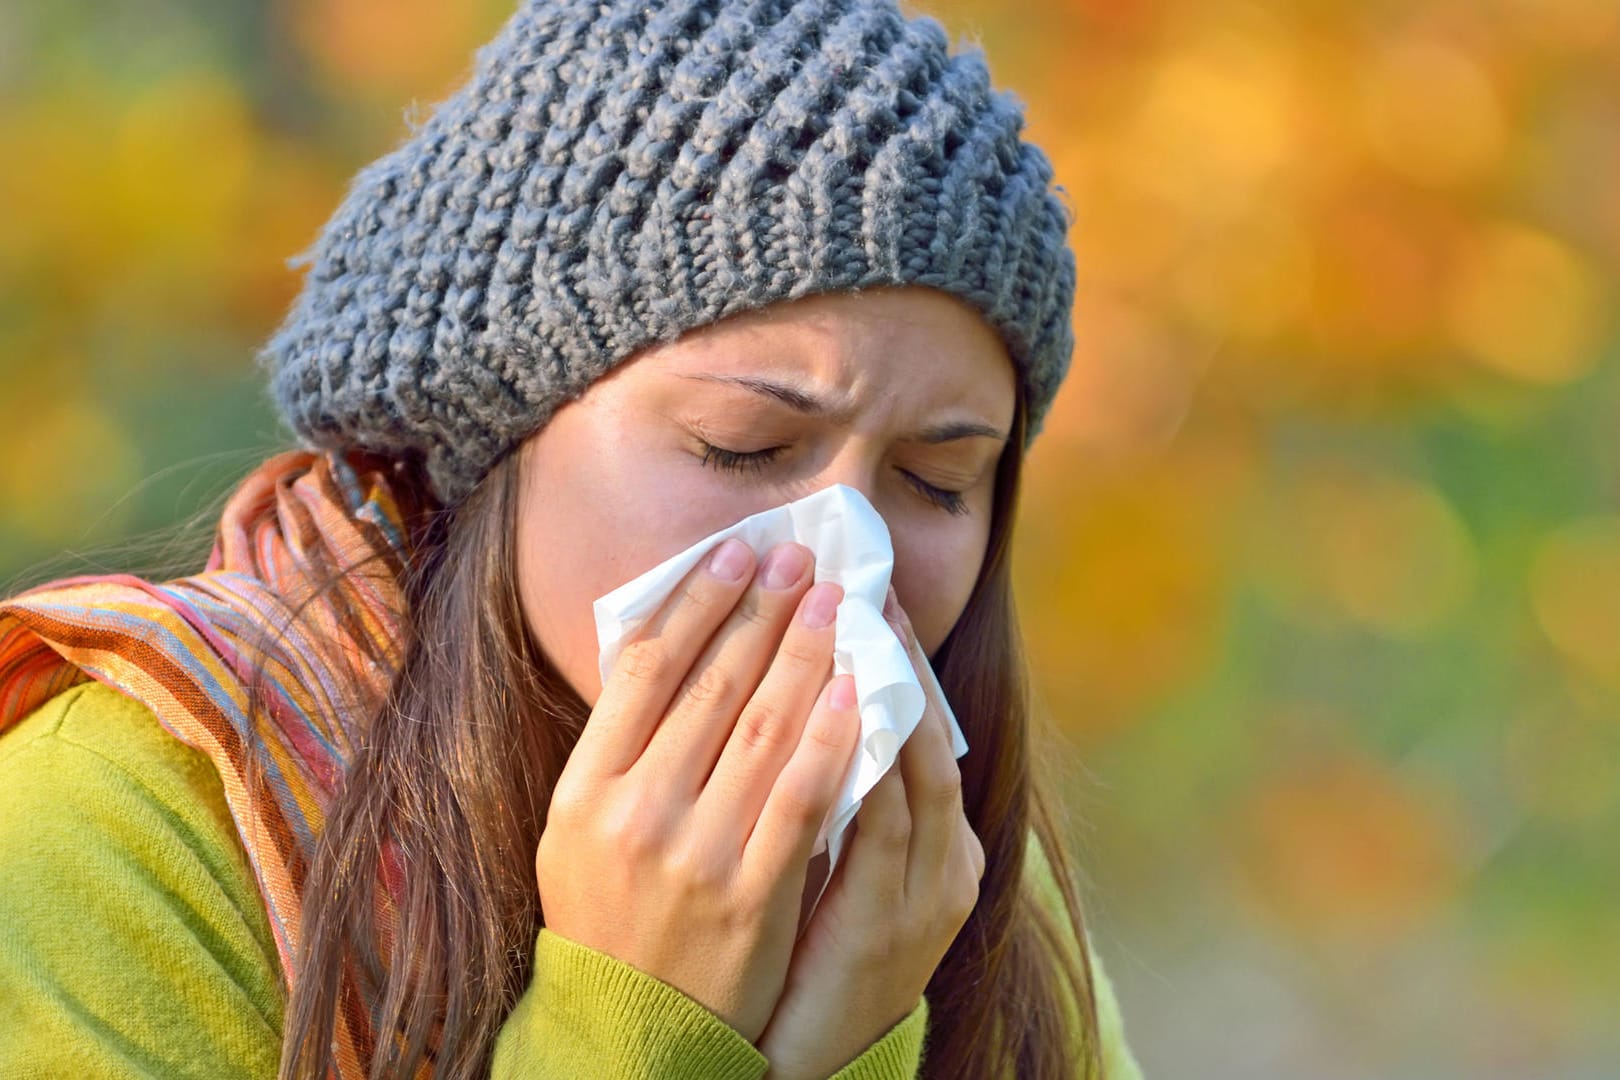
[640, 287, 1018, 416]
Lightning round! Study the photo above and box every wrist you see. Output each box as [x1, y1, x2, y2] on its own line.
[824, 996, 930, 1080]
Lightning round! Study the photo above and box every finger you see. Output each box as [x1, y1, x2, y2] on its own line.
[892, 633, 963, 903]
[696, 580, 843, 840]
[636, 542, 817, 793]
[573, 538, 756, 778]
[836, 764, 911, 911]
[884, 585, 966, 899]
[743, 673, 860, 887]
[885, 584, 953, 744]
[884, 583, 958, 767]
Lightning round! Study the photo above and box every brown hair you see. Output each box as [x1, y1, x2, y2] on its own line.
[270, 388, 1103, 1079]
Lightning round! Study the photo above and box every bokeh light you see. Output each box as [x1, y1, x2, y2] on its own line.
[3, 1, 1616, 1077]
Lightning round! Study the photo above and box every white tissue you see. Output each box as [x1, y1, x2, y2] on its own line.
[591, 483, 968, 882]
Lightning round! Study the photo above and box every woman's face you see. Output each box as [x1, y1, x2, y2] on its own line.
[514, 285, 1018, 708]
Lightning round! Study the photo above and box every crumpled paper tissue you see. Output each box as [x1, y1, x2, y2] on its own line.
[592, 483, 968, 907]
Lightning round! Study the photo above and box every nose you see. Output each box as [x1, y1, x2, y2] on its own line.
[804, 447, 922, 645]
[805, 445, 886, 518]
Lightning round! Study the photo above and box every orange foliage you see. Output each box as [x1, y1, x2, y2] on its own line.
[281, 0, 508, 103]
[1231, 746, 1464, 942]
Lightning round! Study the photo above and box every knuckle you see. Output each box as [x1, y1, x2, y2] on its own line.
[870, 807, 911, 850]
[801, 708, 848, 754]
[546, 773, 607, 831]
[546, 776, 587, 821]
[680, 574, 730, 615]
[923, 763, 963, 808]
[682, 661, 740, 710]
[664, 840, 727, 892]
[733, 886, 776, 930]
[948, 871, 981, 920]
[773, 775, 822, 828]
[734, 701, 789, 754]
[774, 629, 828, 671]
[733, 589, 778, 630]
[618, 639, 671, 686]
[602, 795, 666, 858]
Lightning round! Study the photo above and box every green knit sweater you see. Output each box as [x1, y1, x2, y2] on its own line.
[0, 680, 1142, 1079]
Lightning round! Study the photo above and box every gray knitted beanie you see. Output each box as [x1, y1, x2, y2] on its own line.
[259, 0, 1077, 507]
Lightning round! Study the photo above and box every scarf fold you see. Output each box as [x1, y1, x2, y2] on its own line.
[0, 447, 424, 1077]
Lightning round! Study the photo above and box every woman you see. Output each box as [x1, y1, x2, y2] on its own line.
[0, 0, 1142, 1077]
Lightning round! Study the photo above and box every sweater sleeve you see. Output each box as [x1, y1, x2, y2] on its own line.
[488, 927, 769, 1079]
[489, 932, 929, 1080]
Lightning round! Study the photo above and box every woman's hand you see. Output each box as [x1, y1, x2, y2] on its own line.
[756, 585, 986, 1079]
[535, 539, 862, 1043]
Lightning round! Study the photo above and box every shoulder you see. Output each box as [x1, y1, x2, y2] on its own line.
[2, 677, 214, 788]
[0, 680, 285, 1076]
[0, 677, 272, 932]
[0, 679, 250, 881]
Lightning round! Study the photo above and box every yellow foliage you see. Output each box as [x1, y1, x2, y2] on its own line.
[281, 0, 508, 102]
[0, 386, 141, 547]
[1360, 34, 1507, 189]
[1446, 222, 1606, 385]
[1254, 463, 1477, 639]
[1531, 515, 1620, 687]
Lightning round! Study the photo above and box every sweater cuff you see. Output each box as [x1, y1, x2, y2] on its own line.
[828, 996, 929, 1079]
[493, 928, 768, 1080]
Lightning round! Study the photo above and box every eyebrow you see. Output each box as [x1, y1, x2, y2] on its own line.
[676, 373, 1008, 444]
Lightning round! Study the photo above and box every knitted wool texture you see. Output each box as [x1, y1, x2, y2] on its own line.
[260, 0, 1077, 506]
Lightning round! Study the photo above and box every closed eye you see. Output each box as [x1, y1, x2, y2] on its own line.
[698, 442, 782, 474]
[696, 441, 969, 516]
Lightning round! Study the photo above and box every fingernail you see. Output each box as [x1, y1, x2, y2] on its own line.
[803, 582, 841, 629]
[708, 538, 750, 581]
[761, 544, 810, 590]
[831, 674, 857, 711]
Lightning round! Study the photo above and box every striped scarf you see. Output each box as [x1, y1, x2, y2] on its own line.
[0, 448, 425, 1076]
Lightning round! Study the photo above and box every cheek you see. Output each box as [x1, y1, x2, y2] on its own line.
[515, 483, 610, 708]
[889, 519, 988, 657]
[514, 429, 780, 706]
[514, 416, 672, 707]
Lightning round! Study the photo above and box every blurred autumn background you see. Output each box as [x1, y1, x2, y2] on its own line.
[2, 0, 1617, 1076]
